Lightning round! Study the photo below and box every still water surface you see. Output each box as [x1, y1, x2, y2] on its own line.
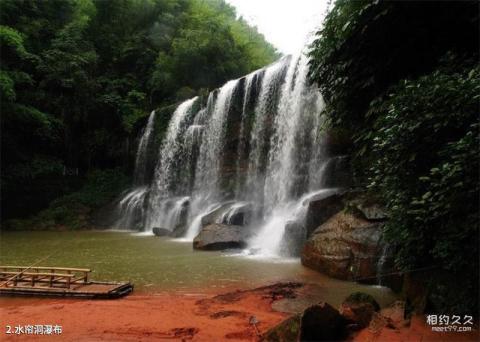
[0, 231, 395, 306]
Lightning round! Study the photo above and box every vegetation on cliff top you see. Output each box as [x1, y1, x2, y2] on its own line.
[0, 0, 279, 219]
[308, 0, 479, 314]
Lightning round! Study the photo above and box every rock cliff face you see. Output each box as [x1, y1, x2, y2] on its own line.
[301, 211, 384, 282]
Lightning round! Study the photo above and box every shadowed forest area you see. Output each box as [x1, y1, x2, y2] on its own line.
[1, 0, 278, 219]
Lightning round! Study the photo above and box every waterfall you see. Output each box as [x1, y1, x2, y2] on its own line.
[113, 111, 156, 230]
[146, 97, 198, 231]
[376, 243, 390, 286]
[118, 51, 337, 255]
[183, 81, 240, 239]
[114, 187, 148, 230]
[263, 54, 325, 212]
[193, 81, 239, 201]
[233, 70, 262, 198]
[247, 53, 327, 256]
[133, 110, 156, 186]
[244, 58, 289, 207]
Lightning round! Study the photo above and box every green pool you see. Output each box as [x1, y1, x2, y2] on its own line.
[0, 230, 395, 306]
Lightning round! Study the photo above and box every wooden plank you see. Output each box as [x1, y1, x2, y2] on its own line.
[1, 271, 75, 278]
[0, 266, 91, 272]
[0, 281, 133, 299]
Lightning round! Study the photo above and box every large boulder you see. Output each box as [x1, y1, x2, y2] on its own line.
[193, 223, 251, 250]
[301, 211, 383, 282]
[152, 227, 171, 237]
[201, 202, 252, 227]
[262, 302, 348, 341]
[221, 202, 252, 226]
[200, 202, 235, 227]
[304, 190, 346, 238]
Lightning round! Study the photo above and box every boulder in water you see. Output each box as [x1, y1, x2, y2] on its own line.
[152, 227, 171, 237]
[201, 202, 252, 227]
[223, 203, 252, 226]
[301, 211, 383, 282]
[200, 203, 234, 227]
[193, 223, 251, 250]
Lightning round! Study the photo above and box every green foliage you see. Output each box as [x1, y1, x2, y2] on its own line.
[0, 25, 28, 59]
[368, 64, 479, 271]
[148, 0, 280, 100]
[1, 0, 278, 220]
[308, 0, 479, 313]
[309, 0, 478, 131]
[0, 70, 15, 100]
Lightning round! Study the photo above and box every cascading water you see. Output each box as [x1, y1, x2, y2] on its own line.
[244, 58, 290, 207]
[183, 80, 241, 239]
[248, 53, 327, 256]
[133, 110, 156, 186]
[233, 70, 262, 198]
[113, 111, 156, 230]
[193, 81, 239, 201]
[146, 97, 198, 231]
[117, 50, 341, 256]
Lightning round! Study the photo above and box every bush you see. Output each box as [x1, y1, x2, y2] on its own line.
[308, 0, 479, 314]
[367, 64, 479, 272]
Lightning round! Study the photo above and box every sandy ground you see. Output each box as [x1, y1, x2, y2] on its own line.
[1, 283, 478, 341]
[0, 284, 292, 341]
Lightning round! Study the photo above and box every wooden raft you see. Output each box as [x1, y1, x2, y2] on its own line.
[0, 266, 133, 299]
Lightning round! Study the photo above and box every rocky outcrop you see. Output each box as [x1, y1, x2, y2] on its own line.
[304, 191, 346, 238]
[262, 314, 302, 342]
[201, 203, 233, 227]
[152, 227, 171, 237]
[339, 292, 380, 329]
[346, 195, 388, 221]
[301, 211, 383, 282]
[200, 202, 252, 227]
[222, 202, 252, 226]
[193, 223, 251, 250]
[262, 302, 348, 341]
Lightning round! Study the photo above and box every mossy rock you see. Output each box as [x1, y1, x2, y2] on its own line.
[344, 292, 380, 311]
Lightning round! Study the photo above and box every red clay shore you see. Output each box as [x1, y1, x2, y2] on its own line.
[0, 284, 292, 341]
[1, 283, 478, 341]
